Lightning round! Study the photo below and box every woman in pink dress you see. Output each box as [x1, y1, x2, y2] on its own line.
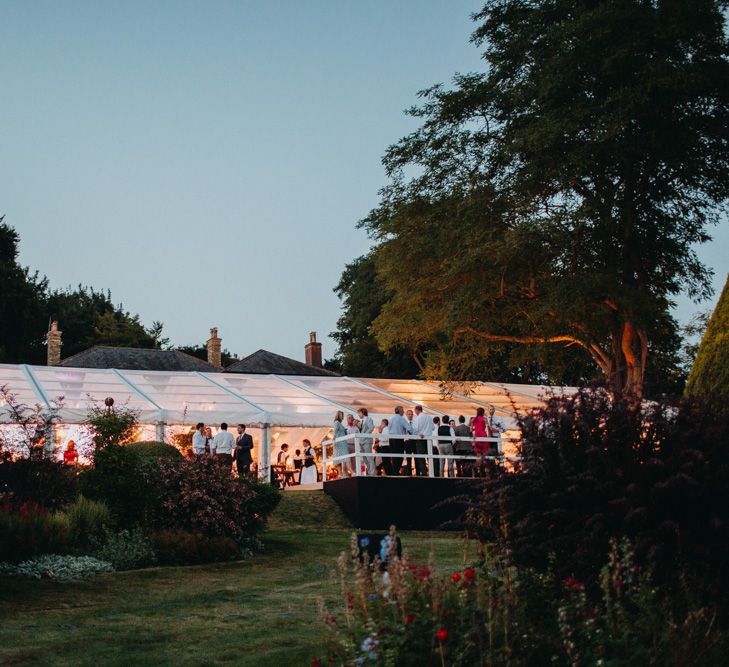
[470, 407, 491, 456]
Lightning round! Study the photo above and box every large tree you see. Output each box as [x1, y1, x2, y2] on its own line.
[0, 219, 168, 364]
[327, 254, 423, 378]
[363, 0, 729, 401]
[43, 286, 166, 361]
[330, 252, 604, 384]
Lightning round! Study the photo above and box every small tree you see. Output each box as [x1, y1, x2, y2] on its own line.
[0, 384, 64, 458]
[85, 400, 140, 452]
[685, 274, 729, 406]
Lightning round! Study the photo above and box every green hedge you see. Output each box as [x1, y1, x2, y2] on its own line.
[124, 441, 184, 461]
[686, 274, 729, 406]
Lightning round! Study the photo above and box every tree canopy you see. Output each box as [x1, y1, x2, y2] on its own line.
[0, 219, 48, 363]
[0, 218, 168, 364]
[355, 0, 729, 400]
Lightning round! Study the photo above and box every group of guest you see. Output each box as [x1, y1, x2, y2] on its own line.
[274, 440, 318, 485]
[191, 422, 254, 478]
[332, 405, 501, 478]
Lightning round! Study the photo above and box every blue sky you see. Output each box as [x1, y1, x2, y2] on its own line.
[1, 1, 726, 363]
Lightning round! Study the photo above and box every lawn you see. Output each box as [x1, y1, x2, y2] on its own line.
[0, 491, 468, 666]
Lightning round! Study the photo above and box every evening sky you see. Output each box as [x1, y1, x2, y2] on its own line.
[1, 1, 726, 363]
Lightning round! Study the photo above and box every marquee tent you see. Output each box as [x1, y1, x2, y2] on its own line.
[0, 363, 576, 473]
[0, 364, 578, 426]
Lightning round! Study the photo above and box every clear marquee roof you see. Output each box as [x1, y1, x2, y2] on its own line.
[0, 364, 575, 428]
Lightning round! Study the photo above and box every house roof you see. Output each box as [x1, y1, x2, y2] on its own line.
[59, 346, 220, 372]
[224, 349, 338, 376]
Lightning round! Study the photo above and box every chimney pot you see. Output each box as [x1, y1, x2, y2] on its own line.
[46, 321, 62, 366]
[305, 330, 323, 368]
[207, 327, 222, 369]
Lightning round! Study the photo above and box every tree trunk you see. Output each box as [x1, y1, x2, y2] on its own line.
[618, 321, 647, 404]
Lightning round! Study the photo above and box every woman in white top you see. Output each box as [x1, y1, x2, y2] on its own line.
[299, 439, 318, 485]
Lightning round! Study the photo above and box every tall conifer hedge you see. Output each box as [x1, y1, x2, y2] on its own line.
[685, 274, 729, 402]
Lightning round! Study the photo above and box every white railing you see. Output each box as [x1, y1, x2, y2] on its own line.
[318, 433, 521, 481]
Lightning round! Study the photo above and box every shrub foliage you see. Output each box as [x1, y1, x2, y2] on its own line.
[0, 458, 79, 509]
[471, 388, 729, 605]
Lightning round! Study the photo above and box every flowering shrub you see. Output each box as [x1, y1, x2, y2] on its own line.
[317, 532, 727, 666]
[0, 554, 113, 580]
[157, 457, 280, 545]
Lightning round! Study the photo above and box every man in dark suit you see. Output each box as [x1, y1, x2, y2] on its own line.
[235, 424, 254, 478]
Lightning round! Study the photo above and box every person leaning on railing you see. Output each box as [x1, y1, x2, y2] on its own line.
[411, 405, 433, 477]
[387, 406, 414, 476]
[358, 408, 375, 475]
[374, 419, 389, 476]
[437, 415, 456, 478]
[470, 407, 490, 457]
[333, 411, 348, 478]
[454, 416, 472, 477]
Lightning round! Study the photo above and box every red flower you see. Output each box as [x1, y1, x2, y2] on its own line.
[405, 613, 416, 625]
[436, 628, 448, 642]
[418, 566, 431, 580]
[564, 576, 584, 591]
[311, 659, 322, 667]
[451, 572, 462, 583]
[463, 567, 475, 580]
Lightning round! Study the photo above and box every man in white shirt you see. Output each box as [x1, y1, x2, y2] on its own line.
[211, 422, 235, 469]
[192, 422, 207, 458]
[411, 405, 434, 477]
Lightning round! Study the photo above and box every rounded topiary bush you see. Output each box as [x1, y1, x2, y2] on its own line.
[125, 441, 184, 461]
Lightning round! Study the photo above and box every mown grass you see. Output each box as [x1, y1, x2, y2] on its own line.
[0, 491, 468, 666]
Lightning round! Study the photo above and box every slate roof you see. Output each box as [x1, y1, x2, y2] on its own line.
[224, 349, 338, 376]
[59, 346, 220, 372]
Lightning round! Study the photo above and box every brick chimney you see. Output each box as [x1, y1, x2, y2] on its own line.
[304, 331, 322, 368]
[207, 327, 222, 369]
[46, 321, 62, 366]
